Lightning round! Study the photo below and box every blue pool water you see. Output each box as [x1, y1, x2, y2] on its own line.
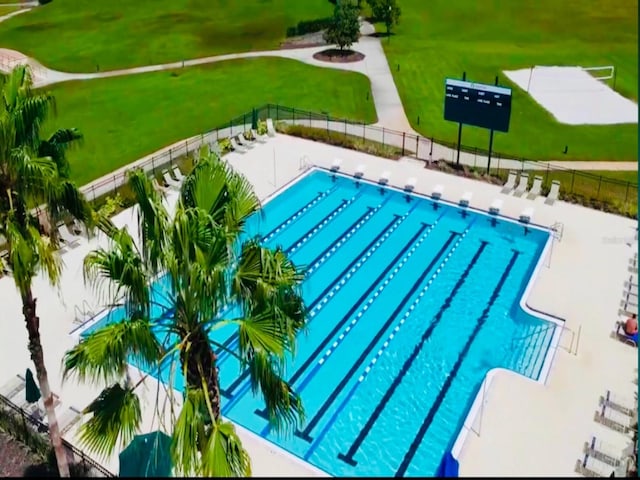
[83, 169, 557, 477]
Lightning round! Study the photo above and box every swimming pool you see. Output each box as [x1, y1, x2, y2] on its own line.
[82, 168, 558, 477]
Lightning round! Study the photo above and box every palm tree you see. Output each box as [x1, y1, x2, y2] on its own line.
[63, 150, 307, 476]
[0, 65, 93, 477]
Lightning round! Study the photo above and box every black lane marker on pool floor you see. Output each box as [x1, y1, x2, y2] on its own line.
[337, 240, 489, 466]
[251, 219, 428, 413]
[284, 199, 349, 255]
[220, 215, 406, 400]
[261, 189, 330, 242]
[294, 231, 459, 443]
[394, 249, 520, 478]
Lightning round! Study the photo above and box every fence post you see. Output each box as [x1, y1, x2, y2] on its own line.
[596, 176, 602, 198]
[544, 163, 550, 184]
[327, 114, 330, 133]
[185, 139, 188, 153]
[293, 108, 296, 125]
[570, 170, 576, 193]
[625, 182, 630, 205]
[276, 105, 279, 121]
[382, 127, 385, 146]
[402, 132, 405, 156]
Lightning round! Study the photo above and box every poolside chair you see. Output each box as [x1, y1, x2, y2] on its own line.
[583, 435, 626, 468]
[266, 118, 277, 137]
[501, 171, 517, 194]
[594, 403, 638, 434]
[0, 374, 26, 402]
[162, 169, 181, 189]
[331, 158, 343, 172]
[236, 133, 254, 148]
[404, 177, 417, 192]
[544, 180, 561, 205]
[527, 175, 543, 200]
[514, 172, 529, 197]
[615, 321, 638, 347]
[354, 164, 366, 179]
[489, 198, 503, 215]
[459, 191, 473, 208]
[59, 406, 84, 435]
[519, 207, 534, 224]
[599, 390, 637, 417]
[57, 224, 81, 248]
[629, 254, 638, 274]
[171, 165, 185, 182]
[432, 184, 444, 200]
[229, 137, 247, 153]
[379, 171, 391, 186]
[575, 453, 627, 477]
[251, 128, 268, 143]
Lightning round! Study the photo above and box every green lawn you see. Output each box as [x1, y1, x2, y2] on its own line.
[0, 5, 21, 16]
[42, 57, 376, 186]
[377, 0, 638, 162]
[0, 0, 332, 72]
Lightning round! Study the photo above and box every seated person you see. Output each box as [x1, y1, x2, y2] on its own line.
[624, 314, 638, 336]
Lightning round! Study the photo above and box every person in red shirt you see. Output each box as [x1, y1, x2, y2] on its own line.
[624, 313, 638, 336]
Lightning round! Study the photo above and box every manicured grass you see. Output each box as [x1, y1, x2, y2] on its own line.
[0, 0, 332, 72]
[0, 5, 21, 16]
[42, 58, 376, 186]
[377, 0, 638, 162]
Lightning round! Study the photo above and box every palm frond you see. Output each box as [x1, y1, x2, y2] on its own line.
[38, 127, 83, 178]
[200, 419, 251, 477]
[45, 179, 94, 234]
[78, 383, 141, 458]
[171, 388, 207, 476]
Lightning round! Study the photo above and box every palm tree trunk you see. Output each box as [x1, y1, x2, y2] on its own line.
[181, 329, 222, 420]
[22, 288, 71, 478]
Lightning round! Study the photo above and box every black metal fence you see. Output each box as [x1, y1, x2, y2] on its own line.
[0, 393, 114, 477]
[80, 103, 638, 216]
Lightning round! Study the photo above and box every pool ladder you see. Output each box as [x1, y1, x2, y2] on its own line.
[73, 300, 95, 325]
[299, 155, 312, 171]
[550, 222, 564, 242]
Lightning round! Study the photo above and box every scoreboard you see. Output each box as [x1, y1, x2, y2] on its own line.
[444, 78, 512, 133]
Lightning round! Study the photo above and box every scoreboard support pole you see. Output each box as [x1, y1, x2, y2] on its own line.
[455, 71, 466, 166]
[486, 75, 499, 175]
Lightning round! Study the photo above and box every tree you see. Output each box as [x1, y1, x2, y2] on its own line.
[367, 0, 401, 36]
[0, 65, 93, 477]
[324, 0, 361, 51]
[62, 150, 308, 476]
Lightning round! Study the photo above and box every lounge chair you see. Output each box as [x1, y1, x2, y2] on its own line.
[527, 175, 543, 200]
[266, 118, 277, 137]
[544, 180, 561, 205]
[599, 390, 637, 417]
[594, 403, 637, 434]
[432, 184, 444, 200]
[379, 171, 390, 186]
[501, 171, 517, 194]
[59, 406, 84, 435]
[251, 128, 268, 143]
[575, 453, 627, 477]
[514, 172, 529, 197]
[489, 198, 503, 215]
[583, 435, 626, 468]
[354, 164, 366, 179]
[625, 282, 639, 298]
[615, 321, 638, 346]
[331, 158, 343, 172]
[459, 191, 473, 208]
[162, 170, 181, 189]
[57, 224, 81, 248]
[229, 137, 247, 153]
[404, 177, 417, 192]
[0, 374, 26, 401]
[171, 165, 185, 182]
[519, 207, 534, 224]
[236, 133, 254, 148]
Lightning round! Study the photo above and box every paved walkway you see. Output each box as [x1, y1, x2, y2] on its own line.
[0, 19, 636, 172]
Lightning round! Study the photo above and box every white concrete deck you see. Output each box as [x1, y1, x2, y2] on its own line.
[0, 134, 637, 477]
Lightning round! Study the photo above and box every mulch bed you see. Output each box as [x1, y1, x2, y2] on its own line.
[0, 432, 43, 477]
[312, 48, 365, 63]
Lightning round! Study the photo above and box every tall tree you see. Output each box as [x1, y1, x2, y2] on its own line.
[367, 0, 402, 36]
[63, 150, 308, 476]
[324, 0, 361, 51]
[0, 65, 93, 477]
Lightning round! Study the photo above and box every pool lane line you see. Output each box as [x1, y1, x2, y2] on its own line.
[336, 239, 488, 466]
[394, 249, 521, 478]
[261, 187, 334, 243]
[214, 202, 385, 368]
[293, 230, 461, 443]
[221, 208, 422, 402]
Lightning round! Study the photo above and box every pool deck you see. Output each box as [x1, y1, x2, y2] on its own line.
[0, 134, 636, 477]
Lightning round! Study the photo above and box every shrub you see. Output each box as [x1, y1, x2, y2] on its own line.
[256, 119, 268, 136]
[217, 137, 232, 154]
[38, 0, 53, 5]
[286, 17, 334, 37]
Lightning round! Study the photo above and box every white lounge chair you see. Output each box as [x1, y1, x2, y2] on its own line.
[575, 453, 627, 477]
[599, 390, 637, 417]
[354, 164, 366, 179]
[266, 118, 276, 137]
[594, 404, 637, 434]
[459, 191, 473, 207]
[404, 177, 417, 192]
[331, 158, 343, 172]
[162, 170, 181, 189]
[583, 435, 627, 468]
[519, 207, 534, 224]
[59, 406, 84, 435]
[527, 175, 543, 200]
[514, 172, 529, 197]
[0, 374, 25, 401]
[379, 171, 390, 186]
[229, 137, 247, 153]
[171, 165, 185, 182]
[236, 133, 254, 148]
[501, 171, 517, 194]
[432, 184, 444, 200]
[544, 180, 561, 205]
[489, 198, 503, 215]
[58, 224, 81, 247]
[251, 128, 268, 143]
